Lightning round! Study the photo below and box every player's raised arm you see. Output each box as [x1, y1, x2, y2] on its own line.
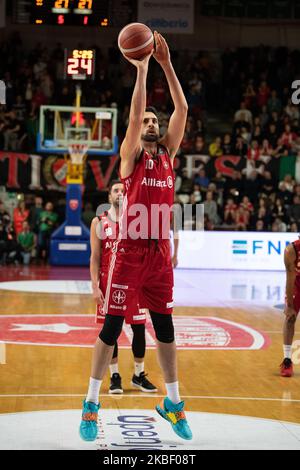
[120, 51, 153, 178]
[284, 243, 297, 319]
[90, 217, 104, 305]
[153, 31, 188, 160]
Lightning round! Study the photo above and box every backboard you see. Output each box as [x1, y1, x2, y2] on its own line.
[37, 105, 118, 155]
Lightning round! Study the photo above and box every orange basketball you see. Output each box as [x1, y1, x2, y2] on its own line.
[118, 22, 154, 60]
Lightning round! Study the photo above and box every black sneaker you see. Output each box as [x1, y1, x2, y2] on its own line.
[109, 373, 123, 394]
[131, 372, 158, 393]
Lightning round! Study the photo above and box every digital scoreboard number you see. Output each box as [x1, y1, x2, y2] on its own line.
[32, 0, 109, 26]
[64, 49, 95, 80]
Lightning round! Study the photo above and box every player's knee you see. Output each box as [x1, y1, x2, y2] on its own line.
[150, 311, 175, 343]
[99, 315, 124, 346]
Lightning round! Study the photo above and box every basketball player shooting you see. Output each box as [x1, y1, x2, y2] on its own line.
[80, 31, 192, 441]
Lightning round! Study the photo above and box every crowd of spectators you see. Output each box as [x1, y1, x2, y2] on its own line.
[175, 46, 300, 231]
[0, 196, 61, 265]
[1, 34, 300, 237]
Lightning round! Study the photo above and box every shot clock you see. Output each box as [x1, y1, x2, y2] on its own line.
[64, 49, 95, 80]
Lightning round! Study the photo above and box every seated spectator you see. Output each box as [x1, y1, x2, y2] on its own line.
[271, 197, 286, 222]
[288, 195, 300, 225]
[232, 136, 248, 157]
[204, 214, 214, 231]
[266, 123, 279, 148]
[259, 106, 269, 129]
[13, 201, 29, 236]
[252, 126, 263, 144]
[281, 124, 297, 150]
[0, 201, 11, 227]
[17, 221, 36, 265]
[204, 191, 219, 225]
[272, 217, 287, 232]
[6, 223, 21, 265]
[239, 196, 254, 215]
[194, 168, 210, 191]
[224, 198, 238, 225]
[256, 220, 265, 232]
[235, 207, 249, 231]
[38, 202, 58, 261]
[2, 111, 22, 151]
[178, 169, 194, 195]
[284, 99, 300, 122]
[191, 135, 207, 155]
[192, 184, 202, 203]
[290, 222, 299, 232]
[260, 139, 273, 157]
[260, 171, 275, 197]
[267, 90, 282, 115]
[247, 140, 261, 161]
[209, 137, 223, 157]
[257, 80, 270, 108]
[243, 80, 256, 109]
[222, 134, 233, 155]
[234, 102, 253, 127]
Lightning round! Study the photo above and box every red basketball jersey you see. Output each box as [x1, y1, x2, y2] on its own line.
[120, 144, 174, 241]
[98, 211, 119, 271]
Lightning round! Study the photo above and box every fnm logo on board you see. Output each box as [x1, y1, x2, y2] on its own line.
[232, 240, 291, 255]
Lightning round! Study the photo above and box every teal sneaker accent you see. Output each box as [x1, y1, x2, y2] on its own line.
[79, 399, 100, 441]
[156, 397, 193, 440]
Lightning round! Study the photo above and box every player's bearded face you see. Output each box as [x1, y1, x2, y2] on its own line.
[141, 114, 160, 142]
[110, 185, 124, 208]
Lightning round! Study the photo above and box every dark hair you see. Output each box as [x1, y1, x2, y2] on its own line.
[145, 106, 159, 118]
[108, 179, 123, 193]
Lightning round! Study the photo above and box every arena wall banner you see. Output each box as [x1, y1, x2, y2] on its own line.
[178, 231, 296, 271]
[138, 0, 194, 34]
[0, 152, 119, 192]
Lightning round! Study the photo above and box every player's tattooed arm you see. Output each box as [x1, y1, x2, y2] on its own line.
[90, 217, 104, 305]
[284, 243, 297, 319]
[120, 51, 153, 178]
[153, 31, 188, 161]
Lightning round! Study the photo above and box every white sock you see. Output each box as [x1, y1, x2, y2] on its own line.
[283, 345, 292, 360]
[166, 381, 181, 404]
[109, 363, 119, 376]
[134, 361, 144, 376]
[86, 377, 102, 404]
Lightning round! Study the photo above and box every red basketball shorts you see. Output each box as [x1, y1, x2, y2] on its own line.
[96, 270, 148, 325]
[103, 239, 174, 318]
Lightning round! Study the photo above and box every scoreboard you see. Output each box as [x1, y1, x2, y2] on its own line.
[12, 0, 136, 26]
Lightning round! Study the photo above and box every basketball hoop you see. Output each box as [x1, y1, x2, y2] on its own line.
[68, 143, 88, 165]
[66, 143, 89, 184]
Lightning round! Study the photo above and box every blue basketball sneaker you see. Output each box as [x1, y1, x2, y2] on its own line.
[156, 397, 193, 440]
[79, 399, 100, 441]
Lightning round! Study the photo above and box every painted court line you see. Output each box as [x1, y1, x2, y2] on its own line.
[1, 394, 300, 403]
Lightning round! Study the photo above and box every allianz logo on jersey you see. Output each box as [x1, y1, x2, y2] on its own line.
[232, 239, 291, 255]
[141, 176, 173, 188]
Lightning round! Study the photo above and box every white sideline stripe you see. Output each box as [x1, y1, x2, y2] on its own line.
[1, 394, 300, 403]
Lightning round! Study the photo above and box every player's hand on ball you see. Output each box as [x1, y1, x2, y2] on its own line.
[284, 306, 297, 319]
[153, 31, 170, 65]
[92, 285, 104, 305]
[123, 49, 153, 70]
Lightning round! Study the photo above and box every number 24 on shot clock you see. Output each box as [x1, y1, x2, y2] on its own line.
[64, 49, 95, 80]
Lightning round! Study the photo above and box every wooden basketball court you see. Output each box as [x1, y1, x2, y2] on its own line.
[1, 266, 300, 449]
